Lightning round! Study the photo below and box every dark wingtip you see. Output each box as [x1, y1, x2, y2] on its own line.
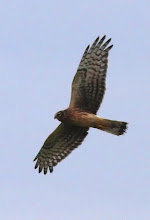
[106, 38, 111, 44]
[34, 160, 39, 169]
[95, 36, 99, 41]
[102, 35, 106, 40]
[49, 167, 53, 173]
[39, 167, 42, 173]
[106, 45, 113, 52]
[44, 168, 47, 175]
[86, 45, 90, 51]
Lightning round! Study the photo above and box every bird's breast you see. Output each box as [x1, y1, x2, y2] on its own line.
[66, 109, 97, 127]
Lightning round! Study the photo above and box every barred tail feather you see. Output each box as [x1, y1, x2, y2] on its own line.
[95, 119, 128, 136]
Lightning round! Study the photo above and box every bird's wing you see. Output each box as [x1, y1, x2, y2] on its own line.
[34, 123, 89, 174]
[69, 36, 113, 114]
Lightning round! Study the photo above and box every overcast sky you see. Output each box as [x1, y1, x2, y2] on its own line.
[1, 0, 150, 220]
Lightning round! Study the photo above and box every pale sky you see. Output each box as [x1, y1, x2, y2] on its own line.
[1, 0, 150, 220]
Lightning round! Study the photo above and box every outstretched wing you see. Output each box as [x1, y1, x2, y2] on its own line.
[34, 123, 89, 174]
[70, 36, 113, 114]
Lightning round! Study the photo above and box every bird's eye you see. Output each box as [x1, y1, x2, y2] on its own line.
[55, 111, 64, 120]
[57, 112, 62, 118]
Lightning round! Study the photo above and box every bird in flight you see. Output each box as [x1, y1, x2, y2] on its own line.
[34, 35, 128, 174]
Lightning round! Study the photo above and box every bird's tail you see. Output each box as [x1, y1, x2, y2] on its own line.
[94, 118, 128, 136]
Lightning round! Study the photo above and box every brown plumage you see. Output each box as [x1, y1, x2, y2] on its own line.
[34, 36, 128, 174]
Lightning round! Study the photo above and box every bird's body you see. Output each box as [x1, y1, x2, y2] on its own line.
[34, 36, 128, 174]
[55, 108, 96, 127]
[55, 108, 127, 134]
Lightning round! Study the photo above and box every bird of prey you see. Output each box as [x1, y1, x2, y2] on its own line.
[34, 35, 128, 174]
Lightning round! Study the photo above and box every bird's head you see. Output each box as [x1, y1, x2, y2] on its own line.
[54, 111, 65, 122]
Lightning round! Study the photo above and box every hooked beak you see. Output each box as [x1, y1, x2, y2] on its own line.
[54, 114, 57, 119]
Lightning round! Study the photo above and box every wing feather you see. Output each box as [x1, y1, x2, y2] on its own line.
[70, 36, 113, 114]
[34, 123, 89, 174]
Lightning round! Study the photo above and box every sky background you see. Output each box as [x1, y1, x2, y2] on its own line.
[1, 0, 150, 219]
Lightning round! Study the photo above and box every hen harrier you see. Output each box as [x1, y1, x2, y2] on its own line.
[34, 36, 128, 174]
